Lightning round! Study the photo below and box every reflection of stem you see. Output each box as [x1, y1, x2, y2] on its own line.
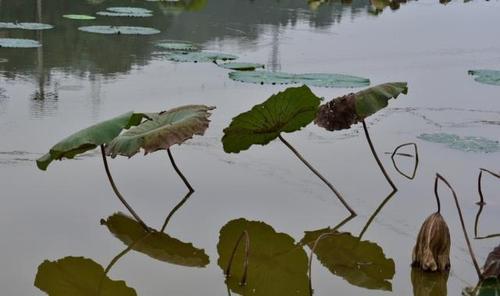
[435, 173, 482, 280]
[308, 231, 339, 295]
[391, 142, 419, 180]
[167, 148, 194, 193]
[358, 190, 397, 240]
[160, 191, 193, 232]
[477, 168, 500, 205]
[225, 230, 250, 286]
[474, 168, 500, 239]
[278, 135, 356, 216]
[100, 145, 148, 231]
[362, 120, 396, 191]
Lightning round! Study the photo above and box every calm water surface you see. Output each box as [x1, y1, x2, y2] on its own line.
[0, 0, 499, 295]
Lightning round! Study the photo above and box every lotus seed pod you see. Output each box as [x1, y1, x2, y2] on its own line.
[412, 212, 451, 272]
[314, 93, 360, 131]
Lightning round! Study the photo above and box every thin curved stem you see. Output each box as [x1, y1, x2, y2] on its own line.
[391, 142, 419, 180]
[435, 173, 482, 280]
[167, 148, 194, 193]
[308, 231, 338, 295]
[100, 145, 148, 230]
[359, 190, 397, 240]
[477, 168, 500, 205]
[160, 191, 193, 232]
[474, 168, 500, 239]
[278, 135, 356, 216]
[434, 174, 442, 214]
[362, 120, 397, 191]
[225, 230, 250, 286]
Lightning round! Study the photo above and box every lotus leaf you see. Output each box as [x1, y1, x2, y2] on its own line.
[36, 111, 146, 170]
[353, 82, 408, 118]
[97, 7, 153, 17]
[218, 62, 265, 71]
[468, 70, 500, 86]
[417, 133, 500, 153]
[102, 212, 209, 267]
[0, 38, 41, 48]
[106, 105, 214, 158]
[463, 279, 500, 296]
[164, 51, 238, 63]
[0, 58, 7, 63]
[78, 26, 160, 35]
[156, 40, 199, 51]
[483, 244, 500, 279]
[62, 14, 96, 20]
[0, 22, 53, 30]
[217, 218, 309, 296]
[228, 71, 370, 88]
[222, 85, 320, 153]
[35, 256, 136, 296]
[301, 228, 395, 291]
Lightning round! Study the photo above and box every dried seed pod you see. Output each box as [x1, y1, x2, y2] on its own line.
[412, 213, 451, 272]
[314, 93, 360, 131]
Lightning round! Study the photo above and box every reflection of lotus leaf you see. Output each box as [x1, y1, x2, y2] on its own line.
[418, 133, 500, 153]
[78, 26, 160, 35]
[411, 268, 448, 296]
[35, 256, 136, 296]
[97, 7, 153, 17]
[468, 70, 500, 86]
[229, 71, 370, 88]
[301, 228, 395, 291]
[218, 62, 265, 71]
[156, 40, 200, 51]
[0, 22, 53, 30]
[63, 14, 96, 20]
[217, 218, 309, 296]
[103, 212, 209, 267]
[0, 38, 41, 48]
[165, 51, 238, 63]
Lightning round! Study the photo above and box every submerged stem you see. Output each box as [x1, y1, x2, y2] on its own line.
[359, 190, 397, 240]
[225, 230, 250, 286]
[100, 145, 148, 230]
[160, 191, 193, 232]
[390, 142, 419, 180]
[168, 148, 194, 193]
[278, 135, 356, 216]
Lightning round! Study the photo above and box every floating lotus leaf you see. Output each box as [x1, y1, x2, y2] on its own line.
[0, 22, 53, 30]
[106, 105, 214, 158]
[36, 112, 147, 171]
[0, 58, 7, 63]
[218, 62, 265, 71]
[35, 256, 136, 296]
[97, 7, 153, 17]
[156, 40, 199, 51]
[301, 228, 395, 291]
[468, 70, 500, 86]
[222, 85, 320, 153]
[0, 38, 41, 48]
[164, 51, 238, 63]
[78, 26, 160, 35]
[102, 212, 209, 267]
[228, 71, 370, 88]
[62, 14, 96, 20]
[217, 218, 309, 296]
[417, 133, 500, 153]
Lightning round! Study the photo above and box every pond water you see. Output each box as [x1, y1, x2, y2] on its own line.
[1, 0, 499, 295]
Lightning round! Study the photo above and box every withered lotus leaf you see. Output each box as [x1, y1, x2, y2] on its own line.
[412, 213, 451, 272]
[483, 244, 500, 279]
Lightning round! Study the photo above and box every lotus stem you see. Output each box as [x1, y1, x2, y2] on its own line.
[167, 148, 194, 193]
[435, 173, 482, 280]
[278, 135, 356, 216]
[362, 120, 397, 191]
[308, 231, 337, 295]
[390, 142, 419, 180]
[433, 175, 442, 214]
[359, 190, 397, 239]
[100, 145, 148, 231]
[477, 168, 500, 205]
[474, 168, 500, 239]
[225, 230, 250, 286]
[160, 191, 193, 232]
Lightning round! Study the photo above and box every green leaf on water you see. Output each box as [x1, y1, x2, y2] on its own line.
[62, 14, 96, 20]
[222, 85, 321, 153]
[78, 26, 160, 35]
[0, 22, 53, 30]
[468, 70, 500, 86]
[228, 71, 370, 88]
[34, 256, 136, 296]
[97, 7, 153, 17]
[218, 62, 265, 71]
[0, 38, 41, 48]
[0, 58, 7, 63]
[164, 51, 238, 63]
[417, 133, 500, 153]
[155, 40, 200, 51]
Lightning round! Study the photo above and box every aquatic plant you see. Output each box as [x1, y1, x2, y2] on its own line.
[474, 168, 500, 240]
[468, 69, 500, 86]
[78, 26, 160, 35]
[156, 40, 200, 51]
[164, 51, 238, 63]
[62, 14, 96, 20]
[97, 7, 153, 17]
[390, 142, 419, 180]
[418, 133, 500, 153]
[0, 38, 41, 48]
[0, 22, 53, 30]
[218, 62, 265, 71]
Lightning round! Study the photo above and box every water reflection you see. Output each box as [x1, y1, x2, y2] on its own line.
[411, 268, 449, 296]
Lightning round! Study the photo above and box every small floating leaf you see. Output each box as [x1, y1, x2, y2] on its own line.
[218, 62, 265, 71]
[164, 51, 237, 63]
[0, 22, 53, 30]
[35, 256, 136, 296]
[78, 25, 160, 35]
[62, 14, 96, 20]
[0, 58, 7, 63]
[222, 85, 321, 153]
[97, 7, 153, 17]
[228, 71, 370, 88]
[468, 70, 500, 86]
[156, 40, 199, 51]
[0, 38, 41, 48]
[417, 133, 500, 153]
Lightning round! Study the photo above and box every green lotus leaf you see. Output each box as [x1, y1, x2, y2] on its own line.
[96, 11, 152, 17]
[417, 133, 500, 153]
[0, 22, 53, 30]
[63, 14, 96, 20]
[301, 228, 395, 291]
[228, 71, 370, 88]
[156, 40, 200, 51]
[102, 212, 209, 267]
[78, 26, 160, 35]
[0, 38, 41, 48]
[97, 7, 153, 17]
[469, 70, 500, 86]
[35, 256, 136, 296]
[106, 105, 214, 158]
[353, 82, 408, 118]
[217, 218, 309, 296]
[164, 51, 238, 63]
[218, 62, 265, 71]
[36, 112, 146, 171]
[222, 85, 321, 153]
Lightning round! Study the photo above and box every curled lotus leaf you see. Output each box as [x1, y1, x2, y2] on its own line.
[102, 212, 209, 267]
[222, 85, 321, 153]
[35, 256, 136, 296]
[468, 70, 500, 86]
[36, 111, 146, 170]
[0, 38, 41, 48]
[62, 14, 96, 20]
[228, 71, 370, 88]
[417, 133, 500, 153]
[483, 244, 500, 279]
[78, 26, 160, 35]
[412, 213, 451, 272]
[218, 62, 265, 71]
[164, 51, 238, 63]
[156, 40, 200, 51]
[106, 105, 214, 158]
[0, 22, 53, 30]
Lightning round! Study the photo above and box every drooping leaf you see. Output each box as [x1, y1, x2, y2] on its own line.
[78, 26, 160, 35]
[0, 38, 41, 48]
[222, 85, 320, 153]
[106, 105, 214, 158]
[353, 82, 408, 118]
[36, 112, 146, 170]
[218, 62, 265, 71]
[483, 244, 500, 279]
[411, 268, 449, 296]
[301, 228, 395, 291]
[468, 70, 500, 86]
[0, 22, 53, 30]
[228, 71, 370, 88]
[412, 213, 451, 272]
[34, 256, 136, 296]
[97, 7, 153, 17]
[217, 218, 309, 296]
[417, 133, 500, 153]
[156, 40, 200, 51]
[164, 51, 238, 63]
[62, 14, 96, 20]
[102, 212, 209, 267]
